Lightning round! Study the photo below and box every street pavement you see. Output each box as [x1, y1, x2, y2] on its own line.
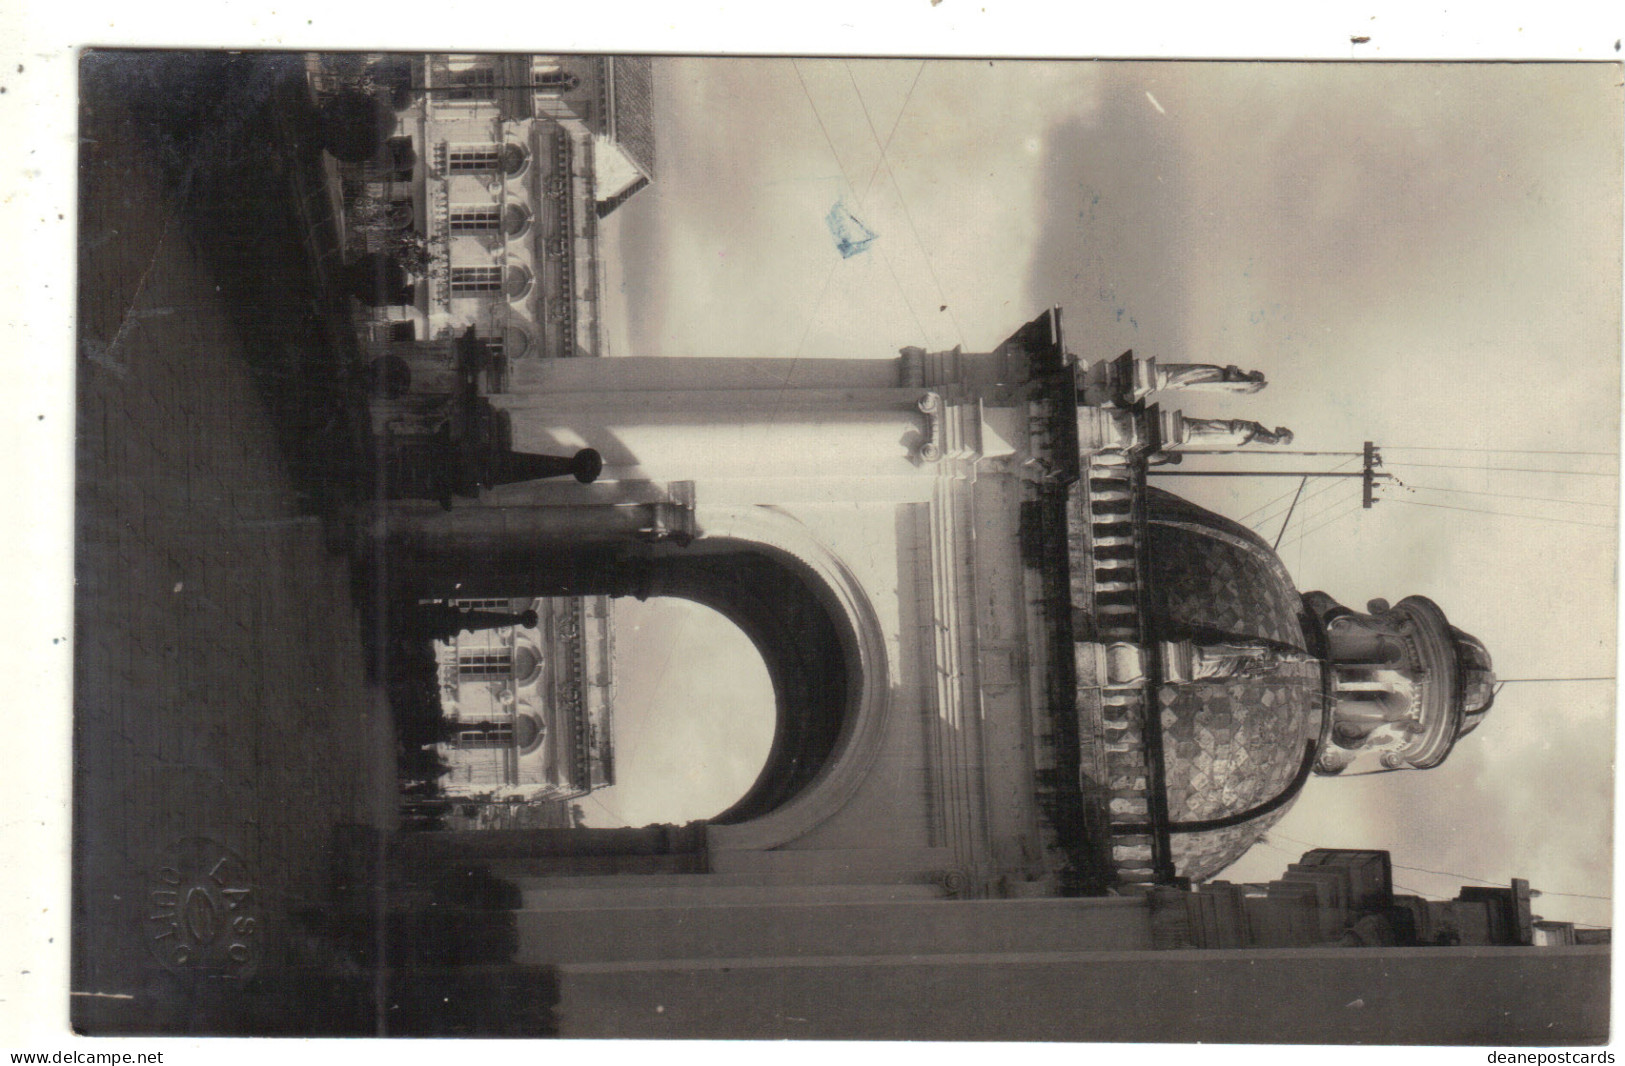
[74, 54, 394, 1034]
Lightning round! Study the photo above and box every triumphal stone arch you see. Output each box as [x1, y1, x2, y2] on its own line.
[362, 310, 1545, 1038]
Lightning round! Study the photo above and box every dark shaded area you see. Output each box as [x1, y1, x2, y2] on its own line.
[314, 825, 554, 1036]
[1024, 487, 1113, 895]
[79, 50, 372, 530]
[75, 50, 550, 1037]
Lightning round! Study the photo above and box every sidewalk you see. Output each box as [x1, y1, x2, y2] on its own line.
[74, 53, 395, 1034]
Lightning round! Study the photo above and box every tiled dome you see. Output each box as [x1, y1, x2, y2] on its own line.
[1144, 488, 1327, 880]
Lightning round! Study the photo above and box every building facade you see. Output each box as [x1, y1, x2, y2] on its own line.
[317, 53, 653, 391]
[351, 308, 1608, 1040]
[380, 310, 1504, 892]
[433, 595, 616, 802]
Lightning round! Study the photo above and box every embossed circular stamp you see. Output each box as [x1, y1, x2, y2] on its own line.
[144, 837, 262, 980]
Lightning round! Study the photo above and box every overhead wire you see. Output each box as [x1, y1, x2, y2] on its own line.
[1386, 497, 1615, 530]
[582, 789, 628, 827]
[1386, 460, 1616, 477]
[841, 62, 967, 351]
[1248, 475, 1348, 530]
[1271, 476, 1309, 551]
[780, 59, 930, 373]
[839, 60, 931, 343]
[1237, 481, 1309, 524]
[1277, 483, 1365, 552]
[1247, 466, 1360, 533]
[1399, 483, 1617, 509]
[1385, 446, 1617, 457]
[1269, 831, 1613, 905]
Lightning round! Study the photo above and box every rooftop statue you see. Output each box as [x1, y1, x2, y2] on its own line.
[1179, 416, 1295, 448]
[1155, 362, 1268, 394]
[1163, 640, 1319, 683]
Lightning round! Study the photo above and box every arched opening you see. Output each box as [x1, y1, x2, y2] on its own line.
[576, 598, 775, 827]
[387, 517, 883, 849]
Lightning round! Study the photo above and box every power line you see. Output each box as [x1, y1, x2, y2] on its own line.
[848, 59, 925, 207]
[1239, 482, 1309, 524]
[582, 789, 627, 827]
[1272, 476, 1309, 551]
[1248, 467, 1359, 532]
[837, 60, 930, 342]
[1386, 497, 1616, 529]
[1278, 486, 1365, 551]
[1400, 483, 1618, 509]
[1238, 455, 1358, 524]
[1176, 450, 1364, 457]
[1388, 461, 1617, 477]
[790, 60, 857, 193]
[1271, 831, 1613, 904]
[788, 259, 844, 362]
[1251, 471, 1352, 526]
[841, 67, 967, 350]
[1386, 446, 1618, 457]
[781, 59, 927, 368]
[1532, 890, 1612, 902]
[782, 60, 859, 371]
[799, 57, 936, 344]
[1260, 840, 1438, 900]
[1283, 483, 1363, 541]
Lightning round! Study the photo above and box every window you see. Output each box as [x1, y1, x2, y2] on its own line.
[534, 71, 580, 95]
[444, 65, 496, 102]
[451, 266, 503, 294]
[449, 206, 502, 233]
[386, 320, 417, 341]
[448, 145, 500, 172]
[455, 724, 515, 749]
[458, 651, 513, 678]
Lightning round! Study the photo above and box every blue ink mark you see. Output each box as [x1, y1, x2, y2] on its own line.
[825, 200, 878, 259]
[1114, 308, 1124, 322]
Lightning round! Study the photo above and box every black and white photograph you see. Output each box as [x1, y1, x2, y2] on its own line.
[30, 27, 1625, 1047]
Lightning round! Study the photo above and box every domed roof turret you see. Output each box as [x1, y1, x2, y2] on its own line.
[1304, 593, 1495, 775]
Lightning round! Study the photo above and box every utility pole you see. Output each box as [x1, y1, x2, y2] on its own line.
[1362, 441, 1380, 509]
[1149, 441, 1389, 509]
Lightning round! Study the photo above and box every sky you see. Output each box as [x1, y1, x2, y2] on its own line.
[593, 58, 1621, 926]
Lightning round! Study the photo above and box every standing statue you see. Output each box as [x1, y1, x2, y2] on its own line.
[1179, 417, 1294, 448]
[1189, 642, 1316, 681]
[1155, 363, 1268, 394]
[1164, 639, 1317, 683]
